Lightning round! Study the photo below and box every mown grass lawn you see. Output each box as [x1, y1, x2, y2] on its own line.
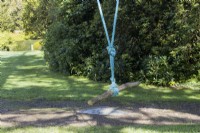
[0, 51, 199, 104]
[1, 125, 200, 133]
[0, 51, 105, 101]
[0, 51, 200, 133]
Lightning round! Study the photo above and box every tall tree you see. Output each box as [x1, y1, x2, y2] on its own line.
[23, 0, 59, 37]
[0, 0, 23, 31]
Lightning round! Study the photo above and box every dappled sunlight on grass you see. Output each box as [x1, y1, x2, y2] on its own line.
[0, 52, 200, 132]
[0, 51, 106, 101]
[0, 51, 199, 104]
[114, 83, 200, 104]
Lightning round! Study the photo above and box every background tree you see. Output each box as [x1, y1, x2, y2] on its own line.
[23, 0, 60, 38]
[0, 0, 23, 31]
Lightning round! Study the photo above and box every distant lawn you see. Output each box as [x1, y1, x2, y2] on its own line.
[1, 125, 200, 133]
[0, 51, 199, 104]
[0, 32, 40, 51]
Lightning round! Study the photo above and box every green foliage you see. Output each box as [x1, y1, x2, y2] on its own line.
[44, 1, 98, 76]
[33, 40, 43, 50]
[22, 0, 60, 38]
[43, 0, 200, 85]
[140, 56, 174, 85]
[0, 0, 23, 31]
[0, 32, 17, 51]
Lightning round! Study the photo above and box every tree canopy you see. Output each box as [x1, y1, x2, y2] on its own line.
[0, 0, 23, 31]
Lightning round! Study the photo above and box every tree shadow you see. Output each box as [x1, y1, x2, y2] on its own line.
[0, 52, 26, 88]
[0, 52, 200, 132]
[0, 52, 105, 101]
[1, 106, 200, 133]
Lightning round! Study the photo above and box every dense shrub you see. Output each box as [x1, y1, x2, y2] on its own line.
[44, 0, 200, 85]
[140, 55, 174, 85]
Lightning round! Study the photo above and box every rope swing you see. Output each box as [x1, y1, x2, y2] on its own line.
[88, 1, 140, 105]
[97, 0, 119, 96]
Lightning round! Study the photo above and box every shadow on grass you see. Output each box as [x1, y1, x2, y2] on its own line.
[0, 52, 105, 101]
[0, 52, 199, 102]
[0, 110, 200, 132]
[0, 52, 200, 131]
[0, 103, 200, 128]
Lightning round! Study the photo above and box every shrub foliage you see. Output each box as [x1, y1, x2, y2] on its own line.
[43, 0, 200, 85]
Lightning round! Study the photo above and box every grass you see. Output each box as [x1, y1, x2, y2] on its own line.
[0, 32, 40, 51]
[0, 51, 200, 132]
[1, 125, 200, 133]
[0, 51, 104, 101]
[0, 51, 200, 104]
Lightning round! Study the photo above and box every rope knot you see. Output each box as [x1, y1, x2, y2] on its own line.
[109, 82, 119, 96]
[107, 46, 116, 57]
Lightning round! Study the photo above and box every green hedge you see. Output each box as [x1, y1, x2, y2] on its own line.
[44, 0, 200, 85]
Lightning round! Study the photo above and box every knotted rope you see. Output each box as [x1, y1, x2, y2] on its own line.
[97, 0, 119, 96]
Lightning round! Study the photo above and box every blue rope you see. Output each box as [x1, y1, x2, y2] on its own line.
[97, 0, 119, 96]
